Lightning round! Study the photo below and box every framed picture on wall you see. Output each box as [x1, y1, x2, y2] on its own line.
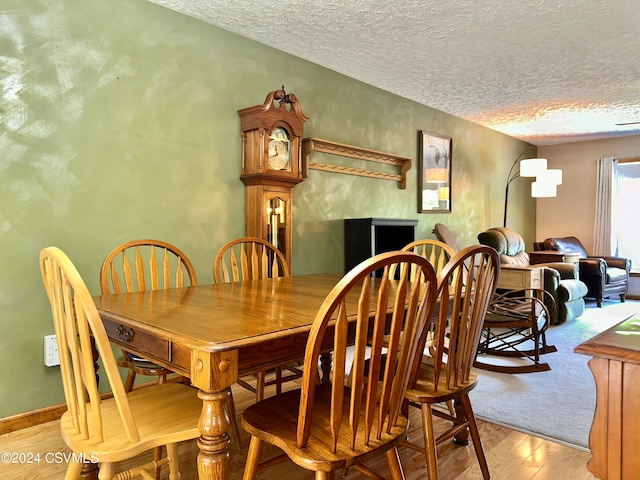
[418, 131, 452, 213]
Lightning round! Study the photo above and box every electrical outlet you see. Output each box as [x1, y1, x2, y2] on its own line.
[44, 334, 60, 367]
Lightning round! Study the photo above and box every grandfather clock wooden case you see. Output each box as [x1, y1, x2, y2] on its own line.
[238, 88, 308, 268]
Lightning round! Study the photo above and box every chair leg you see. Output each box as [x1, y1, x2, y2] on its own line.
[452, 398, 469, 445]
[123, 369, 136, 393]
[98, 462, 114, 480]
[166, 443, 180, 480]
[255, 371, 265, 402]
[315, 472, 335, 480]
[64, 461, 83, 480]
[445, 400, 455, 417]
[386, 447, 405, 480]
[225, 387, 243, 449]
[461, 394, 490, 480]
[243, 436, 263, 480]
[532, 330, 542, 364]
[421, 403, 439, 480]
[275, 367, 283, 395]
[153, 446, 163, 480]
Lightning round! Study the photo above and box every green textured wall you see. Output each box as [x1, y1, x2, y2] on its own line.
[0, 0, 535, 417]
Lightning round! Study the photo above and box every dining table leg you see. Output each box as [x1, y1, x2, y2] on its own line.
[191, 349, 238, 480]
[80, 462, 99, 479]
[452, 398, 470, 444]
[197, 388, 232, 480]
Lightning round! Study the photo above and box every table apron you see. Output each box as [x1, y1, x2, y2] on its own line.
[104, 319, 357, 391]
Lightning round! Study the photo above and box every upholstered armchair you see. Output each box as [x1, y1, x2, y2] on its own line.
[478, 227, 587, 325]
[536, 236, 631, 307]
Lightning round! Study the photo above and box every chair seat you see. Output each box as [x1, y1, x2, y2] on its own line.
[484, 304, 536, 324]
[607, 267, 628, 284]
[405, 363, 478, 405]
[241, 384, 409, 471]
[61, 383, 201, 462]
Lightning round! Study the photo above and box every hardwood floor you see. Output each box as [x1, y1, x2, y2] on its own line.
[0, 381, 596, 480]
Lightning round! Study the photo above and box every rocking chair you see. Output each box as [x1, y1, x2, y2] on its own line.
[474, 288, 557, 374]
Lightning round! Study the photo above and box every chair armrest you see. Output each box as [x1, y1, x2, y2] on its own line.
[487, 288, 554, 328]
[492, 288, 556, 313]
[593, 256, 632, 272]
[540, 266, 559, 289]
[578, 257, 606, 277]
[557, 279, 588, 303]
[536, 262, 579, 280]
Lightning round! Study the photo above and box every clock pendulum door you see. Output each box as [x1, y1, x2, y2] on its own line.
[267, 197, 286, 251]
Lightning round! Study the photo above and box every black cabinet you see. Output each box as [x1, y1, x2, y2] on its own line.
[344, 218, 418, 275]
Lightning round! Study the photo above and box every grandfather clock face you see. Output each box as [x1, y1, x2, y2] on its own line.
[239, 87, 308, 181]
[267, 127, 291, 172]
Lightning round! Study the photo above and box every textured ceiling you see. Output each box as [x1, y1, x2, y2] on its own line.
[148, 0, 640, 146]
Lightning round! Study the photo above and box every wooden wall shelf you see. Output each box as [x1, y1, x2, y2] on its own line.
[302, 138, 412, 189]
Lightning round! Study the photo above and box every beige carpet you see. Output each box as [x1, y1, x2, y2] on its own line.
[470, 300, 640, 449]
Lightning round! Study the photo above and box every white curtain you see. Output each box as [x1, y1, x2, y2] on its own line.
[593, 157, 618, 256]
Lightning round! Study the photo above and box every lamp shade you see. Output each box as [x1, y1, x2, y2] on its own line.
[541, 168, 563, 185]
[531, 180, 557, 197]
[520, 158, 548, 177]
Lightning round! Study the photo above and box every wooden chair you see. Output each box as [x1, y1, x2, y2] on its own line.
[396, 240, 456, 350]
[214, 237, 301, 401]
[401, 245, 500, 480]
[389, 239, 456, 280]
[241, 251, 439, 480]
[474, 288, 558, 373]
[100, 239, 198, 391]
[39, 246, 202, 480]
[213, 236, 289, 284]
[101, 239, 242, 453]
[389, 239, 457, 415]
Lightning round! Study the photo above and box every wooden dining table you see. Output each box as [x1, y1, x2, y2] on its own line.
[94, 272, 351, 480]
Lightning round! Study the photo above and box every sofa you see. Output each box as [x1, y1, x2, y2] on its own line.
[536, 236, 631, 307]
[478, 227, 588, 325]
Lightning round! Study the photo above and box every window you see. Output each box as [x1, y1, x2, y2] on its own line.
[613, 159, 640, 271]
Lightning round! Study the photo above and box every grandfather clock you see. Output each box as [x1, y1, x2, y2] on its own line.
[238, 87, 308, 269]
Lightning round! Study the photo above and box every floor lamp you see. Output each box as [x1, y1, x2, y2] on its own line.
[503, 148, 562, 227]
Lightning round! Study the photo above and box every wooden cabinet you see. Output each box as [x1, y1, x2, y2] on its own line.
[344, 218, 417, 275]
[575, 314, 640, 479]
